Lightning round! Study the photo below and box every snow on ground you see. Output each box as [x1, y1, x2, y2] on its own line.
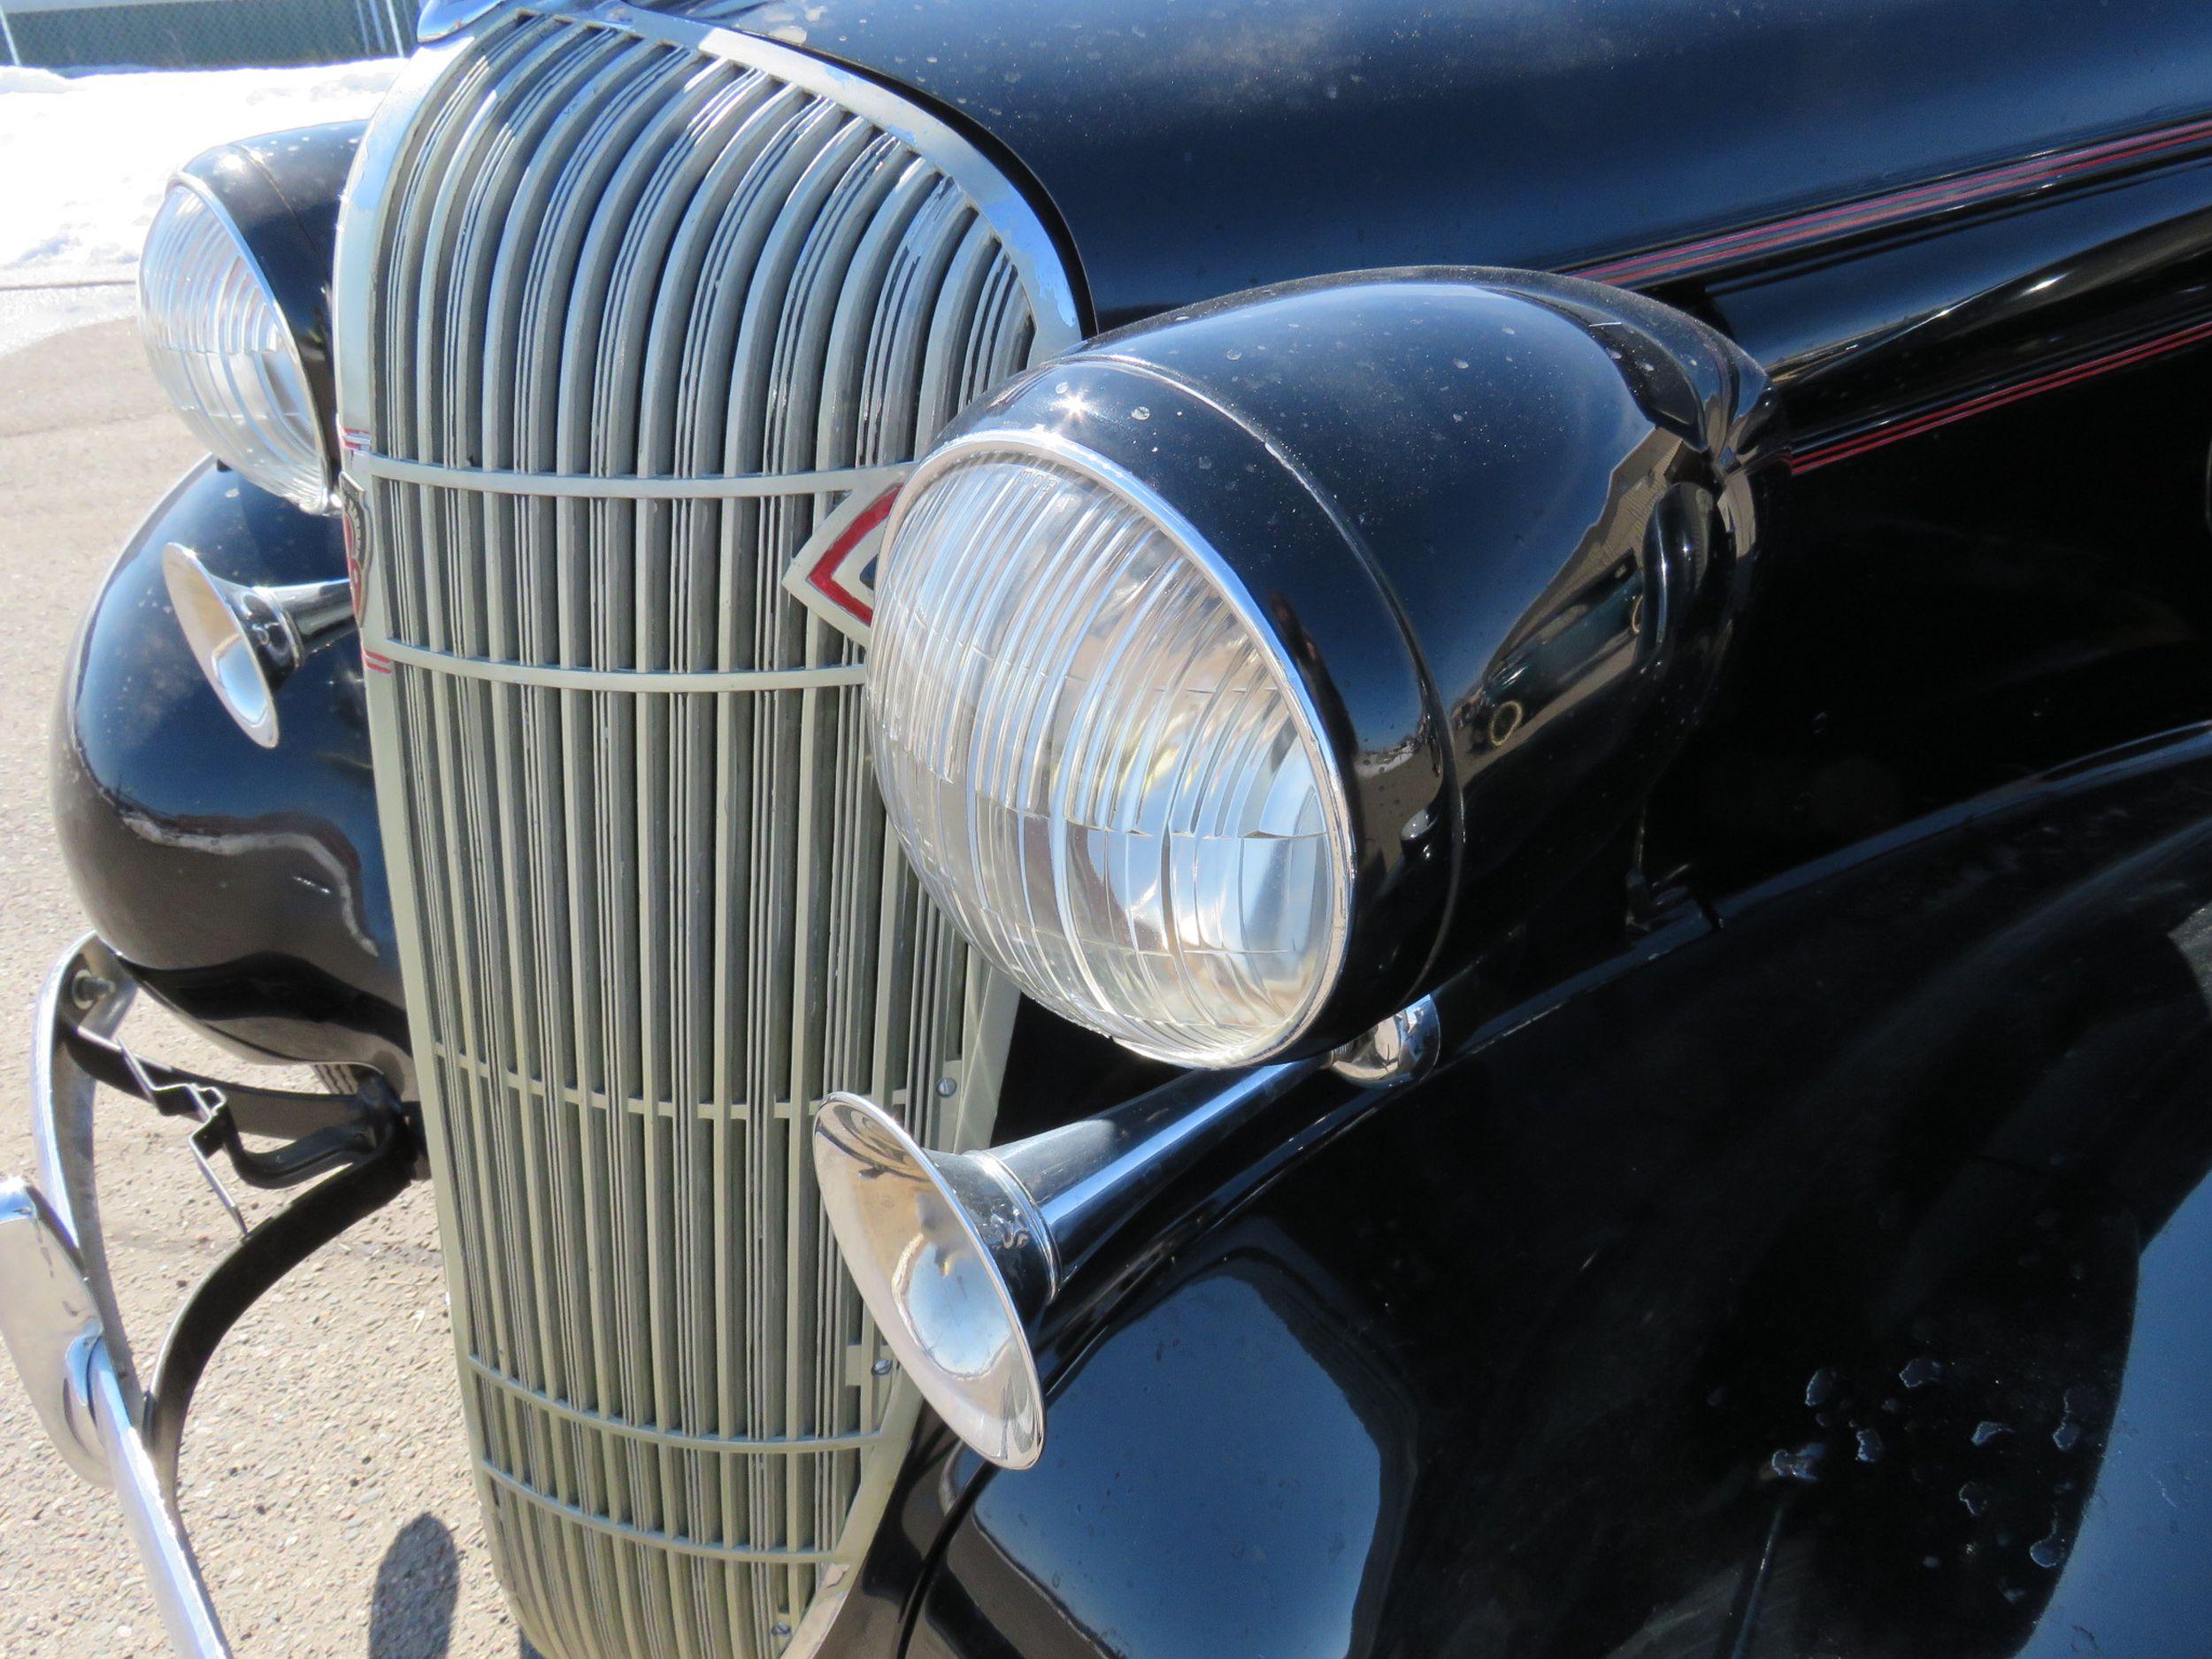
[0, 58, 403, 282]
[0, 281, 135, 360]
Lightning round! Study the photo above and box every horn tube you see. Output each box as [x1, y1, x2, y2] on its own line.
[815, 1059, 1331, 1469]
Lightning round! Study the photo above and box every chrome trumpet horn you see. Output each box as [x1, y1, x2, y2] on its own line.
[162, 542, 356, 749]
[812, 1000, 1436, 1468]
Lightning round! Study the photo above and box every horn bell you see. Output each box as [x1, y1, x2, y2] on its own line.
[162, 541, 355, 749]
[813, 1094, 1051, 1470]
[813, 1049, 1358, 1469]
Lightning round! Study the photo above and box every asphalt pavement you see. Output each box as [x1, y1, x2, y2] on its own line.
[0, 312, 517, 1657]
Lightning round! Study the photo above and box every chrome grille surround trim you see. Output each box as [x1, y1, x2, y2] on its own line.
[332, 9, 1079, 1655]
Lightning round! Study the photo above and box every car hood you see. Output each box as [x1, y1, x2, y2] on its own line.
[677, 0, 2212, 331]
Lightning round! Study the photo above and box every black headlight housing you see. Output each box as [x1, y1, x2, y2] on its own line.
[868, 267, 1778, 1061]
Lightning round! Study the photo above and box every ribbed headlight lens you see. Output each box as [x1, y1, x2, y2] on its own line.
[868, 435, 1354, 1067]
[139, 181, 330, 512]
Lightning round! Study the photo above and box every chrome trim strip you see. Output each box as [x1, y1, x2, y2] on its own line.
[346, 448, 913, 501]
[0, 1182, 110, 1485]
[83, 1335, 230, 1658]
[418, 0, 519, 41]
[28, 936, 139, 1406]
[368, 634, 870, 692]
[3, 939, 234, 1659]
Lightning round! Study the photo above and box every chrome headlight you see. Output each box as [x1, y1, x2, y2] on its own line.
[870, 434, 1356, 1067]
[139, 177, 332, 513]
[864, 272, 1777, 1071]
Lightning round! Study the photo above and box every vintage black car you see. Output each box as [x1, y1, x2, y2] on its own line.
[6, 0, 2212, 1654]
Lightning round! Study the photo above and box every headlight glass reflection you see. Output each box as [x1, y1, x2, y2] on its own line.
[868, 439, 1352, 1066]
[139, 182, 329, 512]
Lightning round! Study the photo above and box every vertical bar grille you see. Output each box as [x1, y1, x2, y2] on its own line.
[336, 11, 1078, 1657]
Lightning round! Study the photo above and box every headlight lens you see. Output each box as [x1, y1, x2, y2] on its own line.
[868, 436, 1353, 1066]
[139, 181, 330, 512]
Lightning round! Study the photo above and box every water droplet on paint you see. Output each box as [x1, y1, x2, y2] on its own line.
[1771, 1444, 1824, 1483]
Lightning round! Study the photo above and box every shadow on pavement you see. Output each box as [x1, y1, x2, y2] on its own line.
[369, 1512, 458, 1658]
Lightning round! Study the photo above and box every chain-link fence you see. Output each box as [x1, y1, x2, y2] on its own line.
[0, 0, 413, 70]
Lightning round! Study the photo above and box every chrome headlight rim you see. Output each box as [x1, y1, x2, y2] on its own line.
[873, 425, 1363, 1070]
[138, 167, 336, 515]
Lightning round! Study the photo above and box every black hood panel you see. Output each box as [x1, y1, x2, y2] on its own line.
[679, 0, 2212, 330]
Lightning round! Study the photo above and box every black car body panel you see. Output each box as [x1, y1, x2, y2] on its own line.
[695, 0, 2212, 327]
[901, 726, 2212, 1659]
[692, 0, 2212, 905]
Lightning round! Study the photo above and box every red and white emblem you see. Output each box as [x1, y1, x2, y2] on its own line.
[783, 477, 904, 647]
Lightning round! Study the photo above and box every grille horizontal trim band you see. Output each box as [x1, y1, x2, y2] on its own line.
[466, 1357, 892, 1455]
[432, 1038, 780, 1118]
[369, 635, 870, 694]
[483, 1464, 848, 1563]
[347, 447, 911, 501]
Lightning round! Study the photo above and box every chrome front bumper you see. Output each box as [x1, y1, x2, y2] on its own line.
[0, 1188, 229, 1653]
[0, 936, 414, 1657]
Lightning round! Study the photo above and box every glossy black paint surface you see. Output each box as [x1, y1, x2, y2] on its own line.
[946, 270, 1774, 1045]
[51, 460, 405, 1084]
[902, 726, 2212, 1659]
[697, 0, 2212, 911]
[699, 0, 2212, 331]
[1655, 146, 2212, 891]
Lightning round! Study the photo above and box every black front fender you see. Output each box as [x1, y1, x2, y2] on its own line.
[51, 459, 405, 1087]
[906, 730, 2212, 1659]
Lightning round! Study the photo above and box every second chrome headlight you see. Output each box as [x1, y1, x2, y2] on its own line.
[869, 434, 1355, 1068]
[139, 178, 331, 512]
